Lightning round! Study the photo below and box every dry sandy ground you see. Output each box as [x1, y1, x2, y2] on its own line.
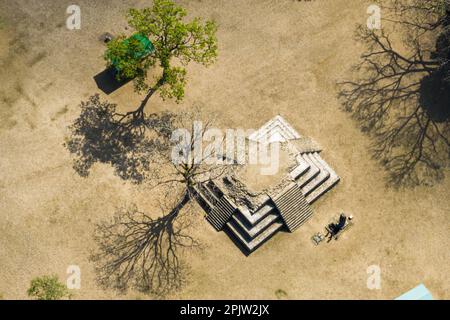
[0, 0, 449, 299]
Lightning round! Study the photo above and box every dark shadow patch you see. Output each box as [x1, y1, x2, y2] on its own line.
[93, 67, 132, 95]
[419, 70, 450, 123]
[65, 94, 175, 184]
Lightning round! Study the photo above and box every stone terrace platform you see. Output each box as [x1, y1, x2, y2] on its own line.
[193, 116, 340, 254]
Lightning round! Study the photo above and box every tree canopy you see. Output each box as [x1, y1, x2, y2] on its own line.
[105, 0, 218, 103]
[27, 275, 70, 300]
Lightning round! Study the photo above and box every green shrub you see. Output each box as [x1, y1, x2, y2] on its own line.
[27, 275, 70, 300]
[275, 289, 288, 299]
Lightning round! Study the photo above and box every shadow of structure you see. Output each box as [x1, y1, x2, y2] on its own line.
[93, 67, 132, 95]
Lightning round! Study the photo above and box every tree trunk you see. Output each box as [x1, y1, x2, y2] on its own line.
[166, 188, 193, 222]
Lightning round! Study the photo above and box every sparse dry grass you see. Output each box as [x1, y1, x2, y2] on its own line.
[0, 0, 449, 300]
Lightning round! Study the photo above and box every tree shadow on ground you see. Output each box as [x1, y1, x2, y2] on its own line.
[65, 94, 175, 184]
[338, 2, 450, 187]
[91, 190, 201, 297]
[84, 105, 234, 296]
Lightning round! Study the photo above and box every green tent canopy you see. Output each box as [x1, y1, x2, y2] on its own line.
[111, 33, 155, 73]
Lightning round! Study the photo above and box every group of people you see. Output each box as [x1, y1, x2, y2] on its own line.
[325, 213, 353, 242]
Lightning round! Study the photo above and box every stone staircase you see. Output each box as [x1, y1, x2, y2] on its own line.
[206, 196, 237, 231]
[272, 183, 313, 232]
[194, 150, 340, 254]
[193, 183, 217, 212]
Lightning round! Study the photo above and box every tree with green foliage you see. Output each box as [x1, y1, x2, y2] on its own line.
[27, 275, 71, 300]
[104, 0, 218, 126]
[66, 1, 218, 183]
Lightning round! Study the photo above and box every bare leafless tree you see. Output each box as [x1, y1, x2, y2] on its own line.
[89, 108, 235, 296]
[339, 0, 450, 186]
[92, 192, 198, 296]
[149, 108, 237, 189]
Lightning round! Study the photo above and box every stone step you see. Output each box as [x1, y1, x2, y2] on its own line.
[301, 153, 330, 196]
[306, 175, 340, 204]
[225, 220, 284, 253]
[289, 158, 310, 180]
[206, 196, 236, 231]
[231, 210, 280, 240]
[234, 201, 275, 227]
[192, 185, 214, 212]
[276, 196, 310, 218]
[198, 182, 220, 206]
[276, 194, 310, 213]
[205, 180, 224, 199]
[296, 154, 320, 187]
[305, 153, 340, 204]
[248, 115, 301, 143]
[273, 183, 314, 232]
[280, 202, 313, 229]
